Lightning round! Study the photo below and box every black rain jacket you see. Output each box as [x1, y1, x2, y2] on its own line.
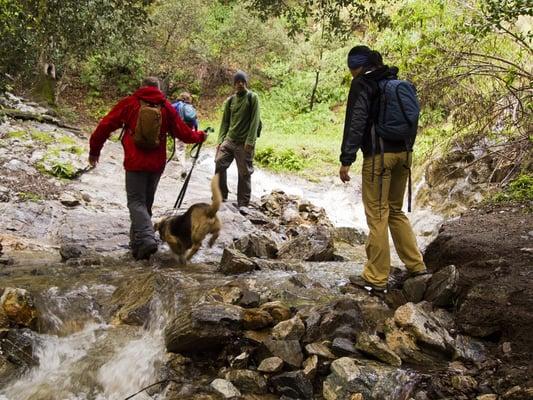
[340, 66, 407, 166]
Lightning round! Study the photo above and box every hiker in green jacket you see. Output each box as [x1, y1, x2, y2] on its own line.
[215, 70, 261, 208]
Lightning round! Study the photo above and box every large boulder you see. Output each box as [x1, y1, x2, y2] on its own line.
[278, 226, 334, 261]
[394, 302, 454, 353]
[232, 233, 278, 259]
[210, 379, 241, 399]
[110, 272, 179, 326]
[261, 338, 304, 367]
[424, 265, 460, 307]
[1, 288, 39, 329]
[272, 316, 305, 340]
[271, 370, 314, 399]
[224, 369, 268, 395]
[219, 248, 258, 275]
[323, 357, 415, 400]
[165, 303, 243, 353]
[355, 332, 402, 367]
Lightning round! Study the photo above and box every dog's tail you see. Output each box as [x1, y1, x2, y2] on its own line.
[208, 173, 222, 217]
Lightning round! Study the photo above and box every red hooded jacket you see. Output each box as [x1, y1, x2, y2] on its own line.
[89, 86, 205, 173]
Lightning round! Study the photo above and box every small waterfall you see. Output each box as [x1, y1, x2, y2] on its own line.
[0, 289, 171, 400]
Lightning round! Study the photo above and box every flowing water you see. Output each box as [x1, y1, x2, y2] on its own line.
[0, 143, 442, 399]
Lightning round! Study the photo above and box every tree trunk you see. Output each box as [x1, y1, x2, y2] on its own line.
[309, 69, 320, 111]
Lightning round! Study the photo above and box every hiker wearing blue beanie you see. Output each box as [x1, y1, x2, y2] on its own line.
[339, 45, 428, 294]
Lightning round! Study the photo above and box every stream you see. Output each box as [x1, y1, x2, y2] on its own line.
[0, 106, 444, 399]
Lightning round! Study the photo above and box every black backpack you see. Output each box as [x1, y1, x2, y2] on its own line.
[375, 79, 419, 148]
[372, 79, 420, 213]
[229, 92, 263, 138]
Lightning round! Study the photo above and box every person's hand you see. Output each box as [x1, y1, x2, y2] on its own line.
[339, 165, 351, 183]
[244, 144, 254, 154]
[89, 155, 99, 168]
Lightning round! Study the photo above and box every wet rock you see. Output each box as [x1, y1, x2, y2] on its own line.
[304, 342, 336, 359]
[451, 375, 478, 392]
[331, 337, 358, 357]
[453, 334, 486, 364]
[262, 338, 304, 367]
[323, 357, 415, 400]
[272, 316, 305, 340]
[288, 273, 313, 288]
[302, 310, 321, 343]
[476, 395, 497, 400]
[219, 248, 258, 275]
[225, 369, 267, 394]
[239, 290, 260, 308]
[502, 386, 533, 400]
[210, 379, 241, 399]
[355, 296, 392, 333]
[59, 192, 80, 207]
[355, 332, 402, 367]
[271, 370, 314, 399]
[424, 265, 460, 307]
[230, 352, 250, 369]
[257, 356, 283, 373]
[59, 243, 87, 261]
[0, 185, 10, 202]
[302, 355, 318, 380]
[1, 288, 38, 328]
[259, 301, 291, 324]
[384, 289, 408, 309]
[394, 302, 453, 353]
[111, 273, 178, 326]
[203, 285, 243, 305]
[278, 226, 334, 261]
[403, 274, 432, 303]
[384, 319, 437, 365]
[0, 328, 37, 382]
[243, 309, 274, 330]
[233, 233, 278, 259]
[334, 227, 367, 245]
[165, 303, 243, 353]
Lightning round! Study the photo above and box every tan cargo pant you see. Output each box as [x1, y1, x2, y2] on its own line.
[361, 152, 426, 287]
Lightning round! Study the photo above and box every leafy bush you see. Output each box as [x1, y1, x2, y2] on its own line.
[492, 174, 533, 204]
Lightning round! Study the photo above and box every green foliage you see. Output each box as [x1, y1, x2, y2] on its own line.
[18, 191, 43, 202]
[6, 130, 28, 139]
[255, 147, 305, 171]
[491, 173, 533, 204]
[31, 130, 54, 145]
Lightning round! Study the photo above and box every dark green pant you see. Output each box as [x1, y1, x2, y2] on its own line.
[215, 139, 254, 207]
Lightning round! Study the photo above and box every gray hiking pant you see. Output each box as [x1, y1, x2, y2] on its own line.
[215, 139, 254, 207]
[125, 171, 161, 251]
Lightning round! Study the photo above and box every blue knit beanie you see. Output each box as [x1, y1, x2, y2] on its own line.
[233, 70, 248, 84]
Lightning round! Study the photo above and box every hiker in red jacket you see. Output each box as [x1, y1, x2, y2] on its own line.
[88, 77, 206, 260]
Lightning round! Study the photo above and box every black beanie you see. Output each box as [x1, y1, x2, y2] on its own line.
[233, 70, 248, 84]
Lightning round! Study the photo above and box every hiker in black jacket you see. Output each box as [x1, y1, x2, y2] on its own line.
[339, 45, 428, 293]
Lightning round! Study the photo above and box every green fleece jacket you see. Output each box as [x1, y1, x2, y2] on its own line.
[218, 90, 260, 146]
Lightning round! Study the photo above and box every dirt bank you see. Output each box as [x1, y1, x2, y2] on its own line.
[424, 202, 533, 390]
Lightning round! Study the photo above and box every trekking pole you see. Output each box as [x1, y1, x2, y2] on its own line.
[173, 127, 214, 209]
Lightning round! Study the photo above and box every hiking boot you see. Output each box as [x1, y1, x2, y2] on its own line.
[407, 270, 431, 278]
[349, 275, 388, 294]
[135, 242, 158, 260]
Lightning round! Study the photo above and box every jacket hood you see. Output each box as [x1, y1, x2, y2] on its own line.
[365, 65, 399, 81]
[133, 86, 166, 104]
